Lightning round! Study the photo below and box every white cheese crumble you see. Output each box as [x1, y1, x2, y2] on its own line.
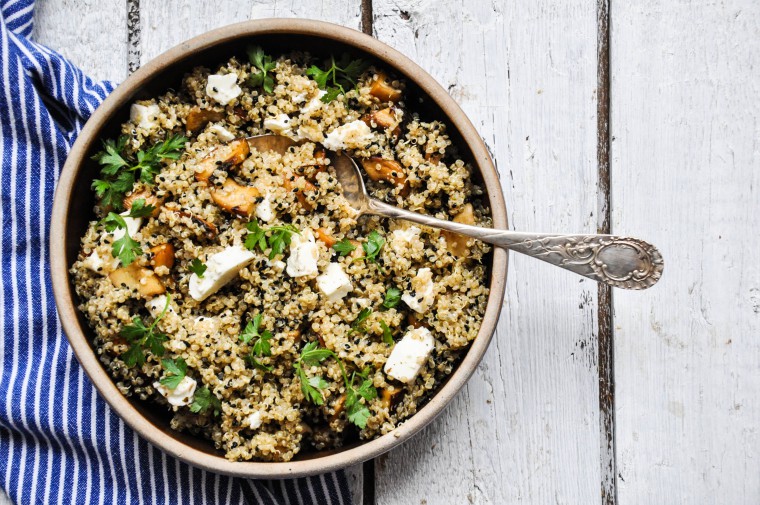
[255, 193, 275, 222]
[384, 327, 435, 383]
[316, 262, 353, 302]
[206, 73, 242, 105]
[321, 120, 373, 151]
[401, 267, 436, 313]
[246, 411, 263, 429]
[188, 246, 255, 301]
[82, 249, 119, 275]
[153, 376, 197, 407]
[300, 90, 327, 116]
[129, 103, 160, 130]
[209, 123, 236, 142]
[263, 114, 295, 137]
[286, 230, 319, 278]
[145, 294, 172, 317]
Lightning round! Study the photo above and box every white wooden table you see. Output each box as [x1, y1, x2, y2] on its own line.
[6, 0, 756, 503]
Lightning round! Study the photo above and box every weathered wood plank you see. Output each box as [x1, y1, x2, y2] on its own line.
[33, 0, 128, 82]
[139, 0, 363, 64]
[139, 5, 366, 503]
[610, 1, 760, 503]
[373, 1, 604, 503]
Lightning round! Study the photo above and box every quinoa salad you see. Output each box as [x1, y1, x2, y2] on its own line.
[72, 47, 492, 462]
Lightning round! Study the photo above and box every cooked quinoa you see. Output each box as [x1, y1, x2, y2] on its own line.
[72, 50, 492, 462]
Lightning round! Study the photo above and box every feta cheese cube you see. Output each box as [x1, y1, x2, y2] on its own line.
[317, 262, 353, 302]
[188, 246, 255, 301]
[300, 90, 327, 116]
[286, 231, 319, 278]
[129, 103, 161, 130]
[209, 123, 236, 142]
[82, 249, 119, 275]
[206, 73, 242, 105]
[384, 327, 435, 383]
[322, 120, 374, 151]
[263, 114, 295, 137]
[145, 294, 173, 317]
[153, 376, 197, 407]
[401, 267, 436, 313]
[255, 193, 275, 222]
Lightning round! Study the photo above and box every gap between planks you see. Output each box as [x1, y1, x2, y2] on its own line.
[596, 0, 617, 504]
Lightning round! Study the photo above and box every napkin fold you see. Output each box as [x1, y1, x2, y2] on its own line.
[0, 1, 352, 503]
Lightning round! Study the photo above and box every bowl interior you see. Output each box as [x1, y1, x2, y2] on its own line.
[56, 20, 508, 476]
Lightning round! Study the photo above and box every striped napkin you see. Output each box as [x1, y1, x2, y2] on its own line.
[0, 1, 352, 503]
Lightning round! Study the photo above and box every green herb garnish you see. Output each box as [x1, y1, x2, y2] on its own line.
[306, 54, 370, 103]
[101, 212, 143, 267]
[190, 386, 222, 416]
[240, 314, 273, 357]
[381, 287, 401, 310]
[247, 46, 276, 93]
[189, 258, 207, 277]
[350, 308, 373, 334]
[333, 238, 357, 256]
[245, 219, 300, 259]
[293, 342, 334, 405]
[92, 134, 185, 211]
[159, 357, 187, 390]
[352, 230, 386, 273]
[120, 295, 171, 367]
[345, 368, 377, 429]
[380, 320, 394, 345]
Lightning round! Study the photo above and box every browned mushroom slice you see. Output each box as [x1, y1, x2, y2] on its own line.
[379, 387, 403, 410]
[283, 176, 317, 211]
[210, 178, 260, 217]
[185, 106, 225, 133]
[369, 72, 402, 103]
[195, 139, 250, 182]
[361, 157, 409, 195]
[424, 151, 443, 165]
[442, 203, 475, 257]
[315, 228, 337, 248]
[108, 263, 165, 297]
[149, 243, 174, 272]
[123, 189, 163, 217]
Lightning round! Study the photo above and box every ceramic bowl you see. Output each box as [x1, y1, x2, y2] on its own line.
[50, 18, 508, 478]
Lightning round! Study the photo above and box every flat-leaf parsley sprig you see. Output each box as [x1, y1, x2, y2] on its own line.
[240, 313, 274, 372]
[247, 45, 277, 93]
[101, 198, 156, 267]
[190, 386, 222, 416]
[92, 134, 186, 211]
[350, 230, 386, 273]
[159, 357, 187, 389]
[245, 219, 300, 259]
[306, 54, 370, 103]
[120, 294, 171, 367]
[293, 341, 378, 429]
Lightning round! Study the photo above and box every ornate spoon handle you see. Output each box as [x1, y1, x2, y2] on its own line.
[367, 199, 664, 290]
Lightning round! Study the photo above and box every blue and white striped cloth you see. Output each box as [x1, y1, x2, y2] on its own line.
[0, 2, 353, 503]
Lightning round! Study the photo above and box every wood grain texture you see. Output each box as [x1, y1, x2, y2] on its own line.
[610, 1, 760, 503]
[139, 0, 362, 64]
[33, 0, 128, 82]
[373, 1, 604, 503]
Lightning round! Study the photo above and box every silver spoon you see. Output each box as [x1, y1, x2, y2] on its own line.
[247, 135, 663, 290]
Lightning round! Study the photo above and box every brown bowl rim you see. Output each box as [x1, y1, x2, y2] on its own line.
[50, 18, 508, 478]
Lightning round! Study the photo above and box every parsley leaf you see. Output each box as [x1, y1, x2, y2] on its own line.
[91, 134, 186, 211]
[332, 238, 357, 256]
[240, 314, 273, 357]
[101, 211, 143, 267]
[382, 287, 401, 310]
[247, 45, 277, 93]
[306, 54, 370, 103]
[159, 357, 187, 390]
[353, 230, 386, 273]
[293, 342, 335, 405]
[189, 258, 207, 277]
[344, 370, 377, 429]
[350, 308, 372, 334]
[125, 198, 156, 218]
[244, 220, 300, 259]
[120, 295, 171, 367]
[190, 386, 222, 416]
[380, 320, 394, 345]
